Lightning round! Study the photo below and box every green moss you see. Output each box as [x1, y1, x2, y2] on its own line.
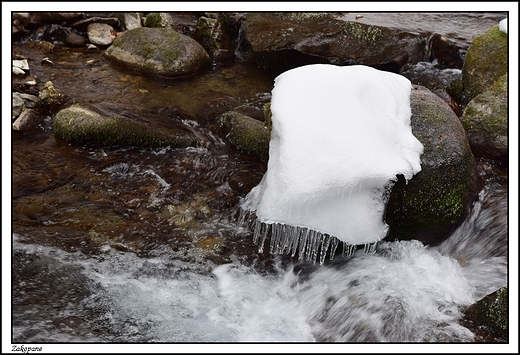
[462, 73, 508, 143]
[53, 105, 196, 148]
[277, 12, 328, 22]
[263, 102, 272, 133]
[470, 287, 508, 338]
[462, 25, 507, 103]
[220, 111, 270, 162]
[144, 13, 162, 28]
[342, 21, 384, 43]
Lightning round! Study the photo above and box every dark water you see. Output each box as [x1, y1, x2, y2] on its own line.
[8, 12, 512, 349]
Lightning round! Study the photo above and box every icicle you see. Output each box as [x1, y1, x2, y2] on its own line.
[252, 220, 262, 244]
[290, 226, 301, 257]
[319, 234, 331, 265]
[298, 228, 309, 261]
[305, 230, 317, 262]
[285, 225, 297, 255]
[269, 223, 281, 254]
[311, 233, 324, 264]
[363, 241, 378, 255]
[329, 237, 339, 260]
[279, 225, 294, 255]
[344, 244, 356, 258]
[258, 223, 270, 253]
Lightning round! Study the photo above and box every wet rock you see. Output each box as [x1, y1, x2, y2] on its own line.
[32, 23, 70, 43]
[196, 14, 235, 63]
[13, 59, 30, 75]
[109, 12, 142, 31]
[38, 81, 64, 106]
[28, 40, 55, 53]
[30, 12, 84, 24]
[12, 93, 25, 119]
[219, 111, 270, 162]
[385, 85, 480, 245]
[53, 104, 198, 148]
[428, 33, 466, 68]
[13, 12, 30, 23]
[400, 61, 463, 115]
[104, 27, 210, 78]
[12, 13, 30, 36]
[12, 108, 43, 132]
[12, 92, 39, 119]
[462, 24, 507, 104]
[463, 287, 508, 342]
[64, 32, 88, 47]
[237, 12, 425, 74]
[87, 22, 116, 48]
[460, 74, 507, 162]
[143, 12, 175, 28]
[72, 16, 120, 32]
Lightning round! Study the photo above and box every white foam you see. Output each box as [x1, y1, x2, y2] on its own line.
[242, 64, 423, 245]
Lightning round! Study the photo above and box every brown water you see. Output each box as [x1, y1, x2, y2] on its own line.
[9, 13, 509, 345]
[12, 42, 275, 263]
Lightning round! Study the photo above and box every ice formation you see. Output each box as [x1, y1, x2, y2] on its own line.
[499, 18, 508, 34]
[240, 64, 423, 263]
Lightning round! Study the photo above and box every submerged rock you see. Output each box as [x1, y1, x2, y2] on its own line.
[460, 74, 508, 162]
[53, 104, 198, 148]
[104, 27, 210, 78]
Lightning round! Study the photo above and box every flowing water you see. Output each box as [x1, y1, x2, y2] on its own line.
[8, 12, 511, 349]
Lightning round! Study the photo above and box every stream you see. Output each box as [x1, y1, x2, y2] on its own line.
[8, 11, 511, 350]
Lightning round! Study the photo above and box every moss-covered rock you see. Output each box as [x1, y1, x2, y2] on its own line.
[462, 24, 507, 104]
[104, 27, 210, 78]
[143, 12, 175, 28]
[219, 110, 270, 162]
[385, 85, 480, 245]
[460, 74, 508, 162]
[53, 104, 198, 148]
[464, 287, 508, 341]
[238, 12, 424, 74]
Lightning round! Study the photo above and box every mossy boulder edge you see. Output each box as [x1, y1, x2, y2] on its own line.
[104, 27, 210, 78]
[53, 104, 198, 148]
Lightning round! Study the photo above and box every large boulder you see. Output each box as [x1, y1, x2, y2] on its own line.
[385, 85, 481, 245]
[460, 74, 508, 162]
[53, 104, 198, 148]
[104, 27, 210, 78]
[233, 84, 480, 245]
[461, 24, 507, 105]
[237, 12, 426, 74]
